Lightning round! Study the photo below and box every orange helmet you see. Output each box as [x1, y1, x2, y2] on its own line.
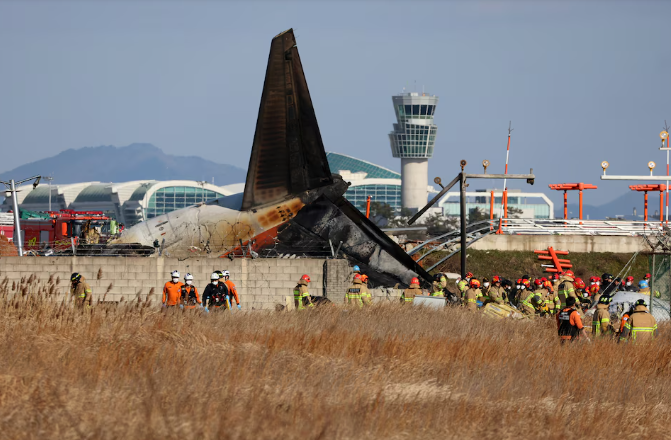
[301, 274, 311, 283]
[543, 280, 553, 290]
[521, 279, 530, 287]
[589, 284, 599, 295]
[492, 275, 501, 283]
[564, 270, 575, 279]
[360, 274, 368, 283]
[574, 278, 585, 289]
[470, 279, 481, 288]
[410, 277, 419, 285]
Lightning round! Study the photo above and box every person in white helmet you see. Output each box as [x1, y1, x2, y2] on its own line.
[180, 273, 201, 310]
[220, 270, 241, 310]
[202, 272, 230, 311]
[162, 270, 184, 307]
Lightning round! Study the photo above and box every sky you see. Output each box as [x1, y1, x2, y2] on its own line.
[1, 0, 670, 207]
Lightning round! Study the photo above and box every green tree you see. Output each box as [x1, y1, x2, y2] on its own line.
[367, 201, 394, 227]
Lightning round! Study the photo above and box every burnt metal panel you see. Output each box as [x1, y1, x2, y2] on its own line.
[242, 29, 332, 211]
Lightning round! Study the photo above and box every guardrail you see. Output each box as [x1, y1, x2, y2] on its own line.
[499, 218, 665, 236]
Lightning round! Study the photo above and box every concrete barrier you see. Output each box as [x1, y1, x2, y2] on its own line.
[470, 234, 648, 253]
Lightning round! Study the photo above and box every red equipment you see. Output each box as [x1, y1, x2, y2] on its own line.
[20, 210, 111, 252]
[548, 183, 598, 221]
[535, 246, 572, 273]
[629, 184, 666, 222]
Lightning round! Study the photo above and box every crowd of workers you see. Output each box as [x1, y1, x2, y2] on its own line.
[399, 270, 659, 343]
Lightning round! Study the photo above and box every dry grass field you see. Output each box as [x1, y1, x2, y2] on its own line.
[1, 285, 671, 439]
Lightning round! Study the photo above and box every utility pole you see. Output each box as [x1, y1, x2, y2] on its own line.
[44, 176, 54, 211]
[409, 160, 535, 279]
[0, 175, 42, 257]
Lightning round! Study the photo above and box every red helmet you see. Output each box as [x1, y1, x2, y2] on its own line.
[410, 277, 420, 285]
[645, 273, 651, 279]
[551, 274, 560, 281]
[564, 270, 575, 279]
[589, 276, 598, 283]
[470, 279, 481, 288]
[589, 285, 599, 295]
[516, 278, 523, 284]
[301, 274, 311, 283]
[492, 275, 501, 283]
[534, 279, 543, 286]
[540, 277, 548, 282]
[521, 279, 530, 287]
[353, 273, 362, 280]
[626, 276, 634, 282]
[574, 278, 585, 289]
[466, 272, 474, 278]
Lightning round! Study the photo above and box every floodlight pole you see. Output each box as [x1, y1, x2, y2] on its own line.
[409, 161, 535, 279]
[0, 175, 42, 257]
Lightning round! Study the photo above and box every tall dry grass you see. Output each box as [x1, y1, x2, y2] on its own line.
[0, 282, 670, 439]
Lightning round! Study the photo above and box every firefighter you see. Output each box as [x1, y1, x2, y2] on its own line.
[557, 297, 590, 343]
[180, 273, 201, 310]
[623, 276, 637, 292]
[463, 279, 481, 311]
[543, 279, 560, 314]
[162, 270, 183, 308]
[557, 270, 577, 308]
[457, 272, 473, 296]
[439, 273, 448, 290]
[501, 279, 513, 303]
[487, 276, 505, 305]
[345, 273, 364, 308]
[519, 283, 540, 316]
[431, 274, 444, 297]
[70, 273, 92, 308]
[638, 280, 651, 295]
[202, 272, 228, 311]
[294, 274, 313, 310]
[618, 304, 635, 338]
[360, 274, 372, 305]
[620, 299, 658, 343]
[401, 277, 421, 304]
[592, 296, 613, 338]
[532, 279, 549, 316]
[600, 273, 617, 299]
[480, 277, 491, 303]
[221, 270, 241, 310]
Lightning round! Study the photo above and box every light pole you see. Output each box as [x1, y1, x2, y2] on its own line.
[44, 176, 54, 211]
[0, 175, 41, 257]
[409, 160, 535, 279]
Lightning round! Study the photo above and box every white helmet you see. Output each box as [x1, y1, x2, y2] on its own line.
[171, 270, 180, 278]
[184, 273, 194, 281]
[222, 270, 230, 278]
[210, 272, 219, 281]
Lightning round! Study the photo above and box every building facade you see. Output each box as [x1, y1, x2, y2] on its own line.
[439, 189, 555, 220]
[388, 92, 439, 211]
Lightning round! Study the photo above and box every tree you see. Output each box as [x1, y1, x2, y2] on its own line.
[507, 206, 524, 219]
[367, 201, 394, 227]
[422, 212, 458, 236]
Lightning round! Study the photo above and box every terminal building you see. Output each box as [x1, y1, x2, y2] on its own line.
[439, 189, 555, 220]
[1, 180, 243, 226]
[388, 92, 439, 211]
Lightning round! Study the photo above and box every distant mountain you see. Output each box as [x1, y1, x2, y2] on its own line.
[0, 143, 246, 186]
[555, 190, 666, 220]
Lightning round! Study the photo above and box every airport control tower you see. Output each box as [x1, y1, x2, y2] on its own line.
[388, 92, 438, 212]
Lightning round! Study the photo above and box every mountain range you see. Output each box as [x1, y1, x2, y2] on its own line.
[0, 143, 246, 187]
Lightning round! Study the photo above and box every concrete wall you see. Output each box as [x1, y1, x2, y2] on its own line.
[470, 234, 648, 253]
[0, 256, 363, 310]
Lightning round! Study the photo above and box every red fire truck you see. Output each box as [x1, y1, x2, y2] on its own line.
[0, 213, 14, 241]
[20, 210, 112, 252]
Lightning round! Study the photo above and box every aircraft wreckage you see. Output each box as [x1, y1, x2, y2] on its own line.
[112, 29, 431, 287]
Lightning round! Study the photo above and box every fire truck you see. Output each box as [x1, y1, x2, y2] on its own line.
[0, 213, 14, 241]
[20, 210, 114, 252]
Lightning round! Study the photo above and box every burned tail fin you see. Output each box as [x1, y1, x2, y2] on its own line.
[241, 29, 333, 211]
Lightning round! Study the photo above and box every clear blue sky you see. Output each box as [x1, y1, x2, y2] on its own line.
[1, 0, 670, 206]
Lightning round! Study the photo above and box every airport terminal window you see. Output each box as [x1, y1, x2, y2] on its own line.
[146, 186, 225, 219]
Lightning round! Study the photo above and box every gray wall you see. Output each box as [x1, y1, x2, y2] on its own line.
[470, 234, 648, 253]
[0, 256, 360, 310]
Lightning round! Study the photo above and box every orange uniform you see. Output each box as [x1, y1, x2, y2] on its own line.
[163, 281, 184, 306]
[224, 279, 240, 305]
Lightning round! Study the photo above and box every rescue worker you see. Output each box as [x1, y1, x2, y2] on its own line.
[638, 280, 651, 295]
[557, 270, 577, 308]
[519, 284, 540, 316]
[221, 270, 241, 310]
[457, 272, 473, 297]
[642, 273, 651, 284]
[551, 273, 561, 292]
[294, 274, 313, 310]
[620, 299, 658, 343]
[431, 274, 444, 297]
[480, 277, 491, 303]
[351, 265, 361, 283]
[557, 297, 590, 343]
[501, 279, 513, 303]
[162, 270, 183, 308]
[202, 272, 229, 310]
[543, 279, 560, 314]
[180, 273, 201, 310]
[360, 274, 372, 305]
[532, 279, 549, 316]
[573, 278, 590, 309]
[401, 277, 421, 304]
[463, 278, 481, 311]
[70, 273, 92, 308]
[439, 273, 448, 290]
[618, 304, 635, 337]
[487, 275, 505, 305]
[623, 276, 637, 292]
[600, 273, 617, 299]
[592, 296, 613, 338]
[345, 273, 364, 308]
